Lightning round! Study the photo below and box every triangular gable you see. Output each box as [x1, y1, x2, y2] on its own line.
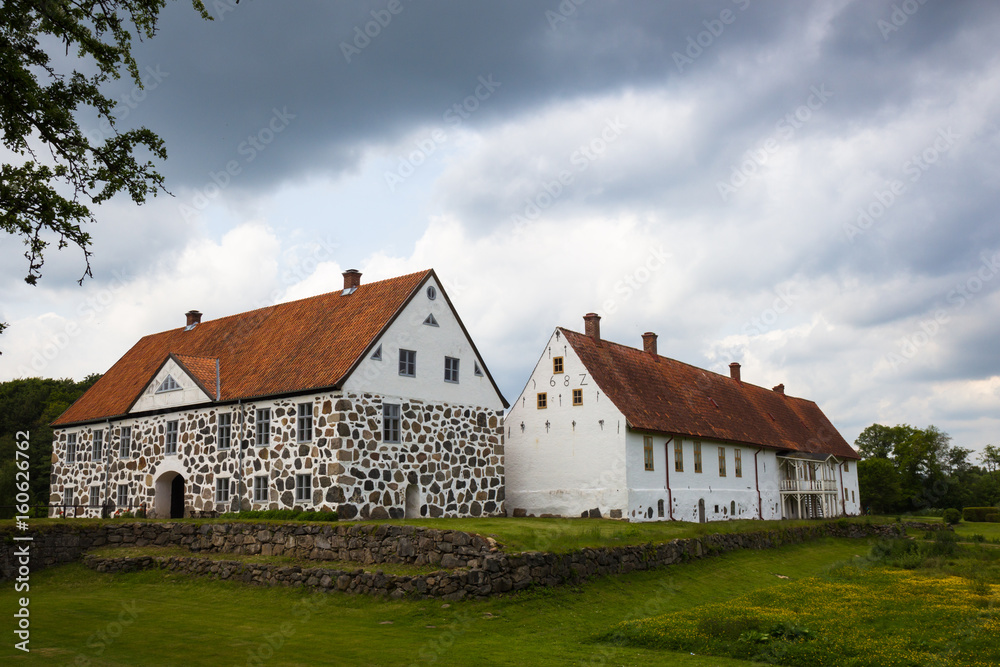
[128, 354, 214, 414]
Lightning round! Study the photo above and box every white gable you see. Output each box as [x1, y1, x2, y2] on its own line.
[342, 275, 504, 410]
[130, 357, 213, 413]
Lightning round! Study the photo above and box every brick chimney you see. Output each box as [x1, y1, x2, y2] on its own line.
[342, 269, 362, 291]
[772, 383, 785, 394]
[642, 332, 657, 356]
[729, 362, 741, 382]
[185, 310, 202, 327]
[583, 313, 601, 342]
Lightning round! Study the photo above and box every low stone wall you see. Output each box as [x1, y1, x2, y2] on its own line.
[0, 522, 496, 580]
[74, 521, 917, 600]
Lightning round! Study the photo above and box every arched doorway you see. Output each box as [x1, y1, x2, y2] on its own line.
[154, 471, 186, 519]
[404, 484, 420, 519]
[698, 498, 706, 523]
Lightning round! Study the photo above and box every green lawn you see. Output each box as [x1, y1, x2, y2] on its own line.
[2, 538, 872, 666]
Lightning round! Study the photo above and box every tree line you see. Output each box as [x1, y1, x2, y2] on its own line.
[856, 423, 1000, 514]
[0, 376, 101, 517]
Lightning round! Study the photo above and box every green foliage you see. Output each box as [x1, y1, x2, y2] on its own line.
[0, 0, 209, 290]
[217, 509, 338, 522]
[0, 375, 101, 516]
[964, 507, 997, 522]
[942, 508, 962, 525]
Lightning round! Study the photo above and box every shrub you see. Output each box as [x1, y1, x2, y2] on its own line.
[217, 509, 338, 522]
[987, 513, 1000, 523]
[924, 530, 958, 557]
[963, 507, 996, 522]
[971, 534, 986, 543]
[942, 508, 962, 525]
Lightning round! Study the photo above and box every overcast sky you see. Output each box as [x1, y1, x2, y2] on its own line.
[2, 0, 998, 458]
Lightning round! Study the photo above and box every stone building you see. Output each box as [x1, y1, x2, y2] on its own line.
[50, 269, 508, 520]
[504, 314, 860, 522]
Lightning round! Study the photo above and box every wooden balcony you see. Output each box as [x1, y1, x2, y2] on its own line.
[779, 479, 838, 493]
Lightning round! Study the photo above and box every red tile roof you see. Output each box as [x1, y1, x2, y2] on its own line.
[55, 270, 506, 426]
[561, 328, 859, 459]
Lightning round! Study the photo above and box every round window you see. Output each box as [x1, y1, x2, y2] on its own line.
[427, 286, 437, 300]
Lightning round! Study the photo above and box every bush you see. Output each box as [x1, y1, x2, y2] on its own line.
[963, 507, 996, 522]
[924, 530, 958, 557]
[217, 509, 338, 522]
[942, 508, 962, 525]
[987, 513, 1000, 523]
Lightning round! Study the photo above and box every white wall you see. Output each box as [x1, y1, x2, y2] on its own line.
[130, 357, 212, 413]
[840, 459, 861, 515]
[343, 275, 504, 411]
[504, 329, 628, 517]
[627, 434, 782, 523]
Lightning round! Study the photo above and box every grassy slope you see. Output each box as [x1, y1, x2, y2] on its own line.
[2, 538, 869, 666]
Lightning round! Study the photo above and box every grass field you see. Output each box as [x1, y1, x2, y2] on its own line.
[3, 538, 873, 666]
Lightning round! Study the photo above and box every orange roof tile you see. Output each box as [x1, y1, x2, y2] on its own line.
[171, 354, 220, 400]
[561, 328, 859, 459]
[55, 270, 506, 426]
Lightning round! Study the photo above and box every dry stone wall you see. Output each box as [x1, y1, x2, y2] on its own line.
[49, 391, 504, 520]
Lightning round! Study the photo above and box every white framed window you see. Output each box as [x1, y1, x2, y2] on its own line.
[253, 476, 269, 503]
[216, 477, 230, 503]
[120, 426, 132, 458]
[117, 484, 128, 509]
[92, 430, 104, 461]
[371, 344, 382, 361]
[295, 474, 312, 503]
[643, 436, 654, 471]
[719, 447, 727, 477]
[383, 403, 401, 443]
[67, 433, 77, 463]
[674, 439, 684, 472]
[64, 487, 75, 507]
[399, 349, 416, 377]
[474, 361, 484, 377]
[297, 402, 313, 442]
[444, 356, 460, 383]
[256, 408, 271, 446]
[735, 449, 743, 478]
[165, 420, 179, 455]
[90, 486, 101, 508]
[423, 313, 439, 327]
[156, 374, 180, 393]
[218, 412, 231, 450]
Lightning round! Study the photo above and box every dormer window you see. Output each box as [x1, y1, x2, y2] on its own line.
[156, 375, 181, 393]
[423, 313, 439, 327]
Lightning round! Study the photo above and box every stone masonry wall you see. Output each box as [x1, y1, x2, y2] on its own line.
[49, 391, 504, 521]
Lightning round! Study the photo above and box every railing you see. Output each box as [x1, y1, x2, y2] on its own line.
[779, 479, 838, 492]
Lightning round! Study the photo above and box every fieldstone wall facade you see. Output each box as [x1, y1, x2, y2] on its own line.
[49, 391, 505, 521]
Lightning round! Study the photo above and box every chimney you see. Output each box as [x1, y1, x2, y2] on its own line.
[772, 383, 785, 394]
[729, 362, 741, 382]
[583, 313, 601, 342]
[342, 269, 362, 291]
[642, 332, 657, 356]
[185, 310, 202, 327]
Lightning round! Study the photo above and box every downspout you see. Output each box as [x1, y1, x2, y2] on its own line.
[754, 447, 763, 520]
[838, 461, 846, 516]
[664, 436, 674, 521]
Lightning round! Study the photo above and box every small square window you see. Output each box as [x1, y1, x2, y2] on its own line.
[572, 388, 583, 406]
[553, 357, 564, 374]
[399, 349, 416, 377]
[165, 420, 179, 455]
[295, 474, 312, 503]
[444, 356, 460, 383]
[536, 392, 547, 409]
[253, 476, 268, 503]
[383, 403, 401, 443]
[256, 409, 271, 446]
[297, 402, 313, 442]
[643, 436, 654, 471]
[216, 477, 230, 503]
[120, 426, 132, 458]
